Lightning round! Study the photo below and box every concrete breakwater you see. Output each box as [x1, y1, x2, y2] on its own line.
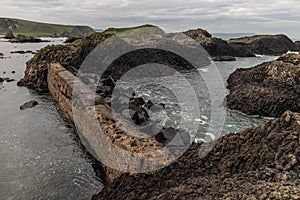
[48, 63, 177, 182]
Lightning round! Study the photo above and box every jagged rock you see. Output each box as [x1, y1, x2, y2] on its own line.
[213, 56, 236, 62]
[229, 34, 300, 55]
[226, 53, 300, 117]
[20, 100, 39, 110]
[95, 111, 300, 200]
[184, 28, 255, 57]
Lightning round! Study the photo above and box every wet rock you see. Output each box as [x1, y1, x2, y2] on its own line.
[130, 97, 146, 108]
[10, 50, 34, 54]
[11, 71, 15, 74]
[6, 78, 15, 83]
[226, 53, 300, 117]
[20, 100, 39, 110]
[155, 127, 177, 145]
[131, 107, 149, 125]
[229, 34, 300, 55]
[144, 100, 154, 109]
[96, 111, 300, 200]
[0, 77, 4, 82]
[213, 56, 236, 62]
[184, 28, 255, 57]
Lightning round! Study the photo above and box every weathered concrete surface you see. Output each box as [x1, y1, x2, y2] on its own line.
[48, 63, 176, 183]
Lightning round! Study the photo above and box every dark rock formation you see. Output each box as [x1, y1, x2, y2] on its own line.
[17, 33, 113, 90]
[229, 34, 300, 55]
[226, 53, 300, 117]
[0, 77, 4, 82]
[10, 50, 34, 54]
[0, 53, 3, 59]
[213, 56, 236, 62]
[9, 35, 50, 43]
[94, 111, 300, 200]
[20, 100, 39, 110]
[184, 28, 255, 57]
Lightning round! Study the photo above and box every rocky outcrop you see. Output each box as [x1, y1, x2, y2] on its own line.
[184, 28, 255, 57]
[95, 111, 300, 200]
[229, 34, 300, 55]
[17, 33, 113, 90]
[226, 53, 300, 117]
[9, 35, 50, 43]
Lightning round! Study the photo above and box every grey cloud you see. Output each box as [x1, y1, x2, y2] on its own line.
[1, 0, 300, 39]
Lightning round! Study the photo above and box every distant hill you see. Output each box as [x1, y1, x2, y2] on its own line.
[0, 18, 95, 37]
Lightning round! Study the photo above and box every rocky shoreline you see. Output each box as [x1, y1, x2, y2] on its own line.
[94, 111, 300, 199]
[16, 26, 300, 199]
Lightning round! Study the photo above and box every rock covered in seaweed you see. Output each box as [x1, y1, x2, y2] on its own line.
[226, 53, 300, 117]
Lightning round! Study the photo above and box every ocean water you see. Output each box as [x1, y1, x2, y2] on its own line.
[0, 38, 103, 200]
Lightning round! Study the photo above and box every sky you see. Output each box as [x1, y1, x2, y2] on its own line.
[1, 0, 300, 39]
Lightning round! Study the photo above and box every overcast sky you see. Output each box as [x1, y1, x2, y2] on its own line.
[1, 0, 300, 39]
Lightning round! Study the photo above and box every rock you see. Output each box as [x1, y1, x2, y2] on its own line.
[20, 100, 39, 110]
[9, 35, 50, 43]
[64, 36, 81, 43]
[95, 111, 300, 200]
[10, 50, 34, 54]
[184, 28, 255, 57]
[155, 127, 177, 145]
[226, 53, 300, 117]
[11, 71, 15, 74]
[0, 77, 4, 82]
[213, 56, 236, 62]
[229, 34, 300, 55]
[6, 78, 15, 82]
[130, 97, 146, 108]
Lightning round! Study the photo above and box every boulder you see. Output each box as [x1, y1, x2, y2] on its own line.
[229, 34, 300, 55]
[184, 28, 255, 57]
[95, 111, 300, 200]
[226, 53, 300, 117]
[0, 77, 4, 82]
[213, 56, 236, 62]
[20, 100, 39, 110]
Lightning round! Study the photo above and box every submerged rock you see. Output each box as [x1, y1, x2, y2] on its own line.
[184, 28, 255, 57]
[229, 34, 300, 55]
[226, 53, 300, 117]
[95, 111, 300, 200]
[20, 100, 39, 110]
